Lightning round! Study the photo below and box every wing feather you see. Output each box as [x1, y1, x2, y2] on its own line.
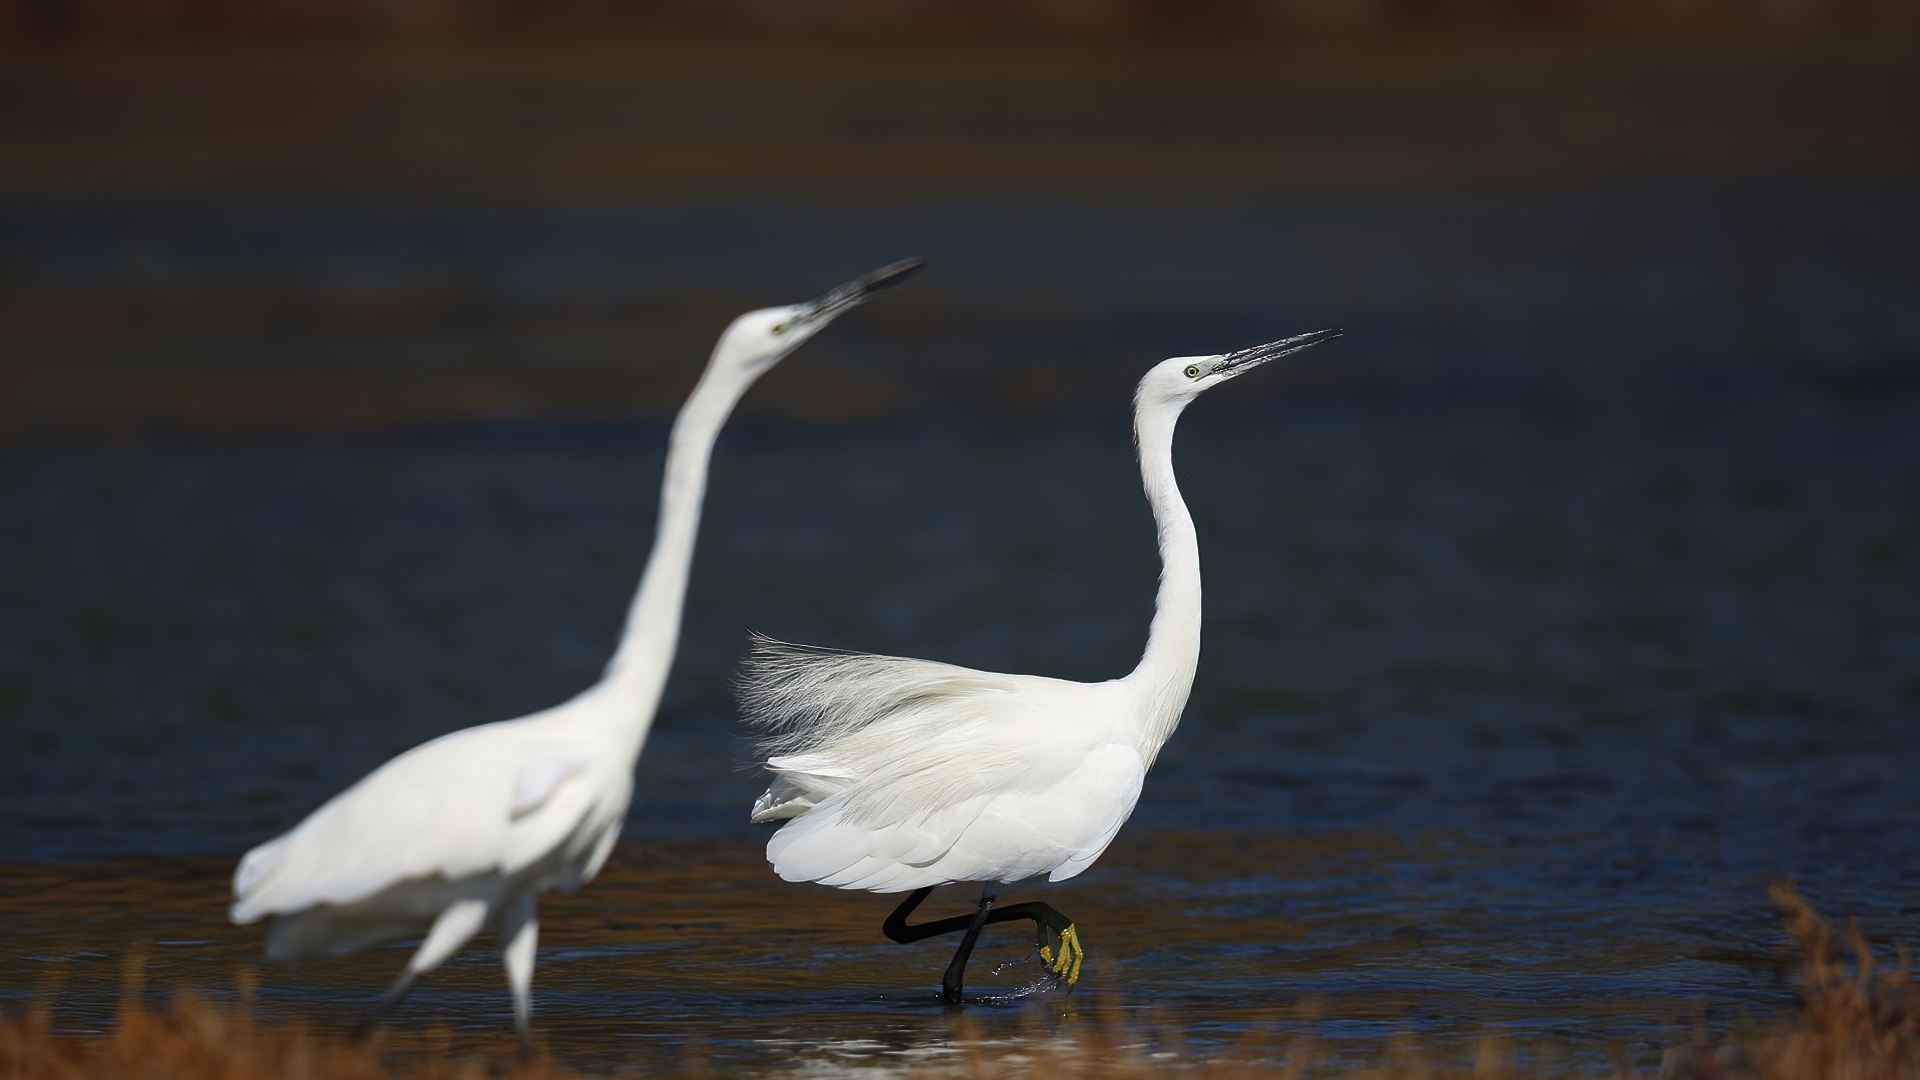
[512, 747, 594, 819]
[740, 634, 1018, 754]
[231, 720, 614, 924]
[742, 635, 1145, 890]
[740, 635, 1103, 826]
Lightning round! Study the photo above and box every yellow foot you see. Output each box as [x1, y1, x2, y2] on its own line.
[1039, 925, 1084, 987]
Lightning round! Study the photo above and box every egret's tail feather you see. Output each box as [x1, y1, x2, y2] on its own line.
[231, 834, 293, 918]
[738, 632, 1012, 758]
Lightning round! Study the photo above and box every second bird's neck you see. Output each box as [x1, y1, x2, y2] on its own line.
[1126, 398, 1202, 767]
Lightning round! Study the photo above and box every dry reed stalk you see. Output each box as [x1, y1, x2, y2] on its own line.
[0, 949, 572, 1080]
[1740, 880, 1920, 1080]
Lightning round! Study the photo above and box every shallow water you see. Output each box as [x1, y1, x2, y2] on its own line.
[0, 831, 1825, 1074]
[3, 185, 1919, 1072]
[5, 392, 1919, 1071]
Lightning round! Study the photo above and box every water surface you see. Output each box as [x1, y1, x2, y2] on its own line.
[2, 185, 1918, 1072]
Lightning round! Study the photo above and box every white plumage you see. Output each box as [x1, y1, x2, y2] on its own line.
[745, 644, 1143, 892]
[231, 704, 626, 961]
[228, 259, 923, 1037]
[741, 328, 1341, 1002]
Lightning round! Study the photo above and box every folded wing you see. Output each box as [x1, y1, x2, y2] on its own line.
[741, 635, 1143, 891]
[231, 719, 613, 926]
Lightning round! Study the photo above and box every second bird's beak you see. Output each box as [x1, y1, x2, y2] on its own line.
[790, 257, 927, 328]
[1214, 328, 1343, 378]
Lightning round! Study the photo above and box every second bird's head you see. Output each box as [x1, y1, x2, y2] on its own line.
[710, 258, 926, 378]
[1137, 328, 1343, 411]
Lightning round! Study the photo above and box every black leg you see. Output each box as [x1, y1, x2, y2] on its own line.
[983, 901, 1083, 985]
[350, 973, 416, 1038]
[885, 886, 989, 943]
[939, 893, 996, 1005]
[879, 888, 1086, 997]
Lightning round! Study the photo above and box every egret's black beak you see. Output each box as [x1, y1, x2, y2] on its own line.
[1215, 328, 1343, 378]
[793, 257, 926, 327]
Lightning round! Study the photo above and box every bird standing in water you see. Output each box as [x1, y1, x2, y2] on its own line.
[229, 259, 923, 1039]
[741, 328, 1341, 1004]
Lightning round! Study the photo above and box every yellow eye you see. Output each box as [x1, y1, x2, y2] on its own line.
[772, 324, 787, 336]
[1184, 365, 1202, 379]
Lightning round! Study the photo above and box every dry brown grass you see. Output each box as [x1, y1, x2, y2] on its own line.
[0, 951, 575, 1080]
[3, 882, 1914, 1079]
[1734, 881, 1920, 1080]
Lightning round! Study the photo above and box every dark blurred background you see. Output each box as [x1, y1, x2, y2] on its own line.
[1, 0, 1917, 432]
[2, 0, 1916, 42]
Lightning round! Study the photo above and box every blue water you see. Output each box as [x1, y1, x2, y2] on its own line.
[2, 181, 1917, 1070]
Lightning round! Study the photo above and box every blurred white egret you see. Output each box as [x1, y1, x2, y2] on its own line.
[741, 328, 1341, 1004]
[229, 258, 924, 1038]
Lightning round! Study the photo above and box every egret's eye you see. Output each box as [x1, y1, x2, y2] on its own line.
[772, 324, 787, 336]
[1184, 364, 1203, 379]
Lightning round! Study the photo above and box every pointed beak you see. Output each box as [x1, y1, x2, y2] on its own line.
[1215, 328, 1343, 379]
[792, 257, 926, 327]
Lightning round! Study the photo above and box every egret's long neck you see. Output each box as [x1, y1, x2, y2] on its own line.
[597, 357, 752, 753]
[1125, 395, 1201, 766]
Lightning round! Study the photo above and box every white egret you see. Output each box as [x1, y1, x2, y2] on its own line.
[229, 258, 925, 1038]
[740, 328, 1341, 1004]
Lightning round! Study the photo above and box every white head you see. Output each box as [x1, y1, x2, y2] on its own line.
[707, 258, 924, 381]
[1135, 328, 1343, 413]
